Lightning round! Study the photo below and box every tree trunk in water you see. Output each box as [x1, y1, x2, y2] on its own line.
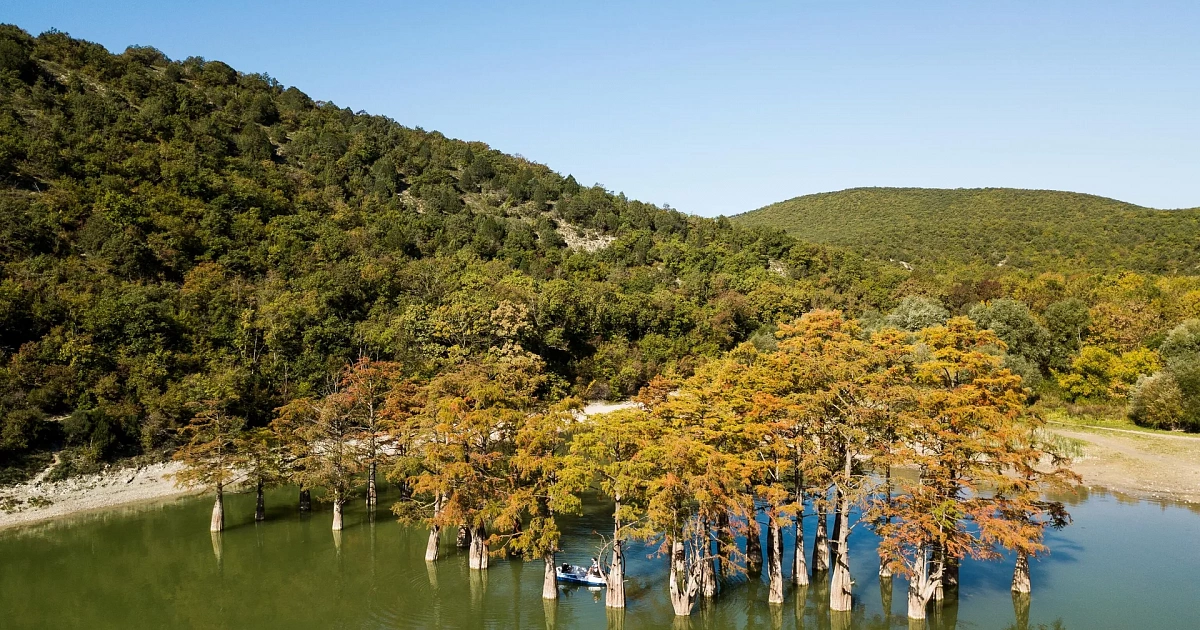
[699, 519, 717, 598]
[906, 546, 939, 620]
[1011, 550, 1031, 594]
[944, 553, 960, 594]
[668, 538, 694, 616]
[366, 461, 377, 510]
[299, 488, 311, 512]
[879, 466, 893, 579]
[933, 544, 945, 602]
[456, 524, 471, 548]
[812, 502, 830, 573]
[792, 469, 809, 586]
[767, 517, 784, 604]
[829, 489, 852, 612]
[331, 492, 344, 531]
[829, 492, 843, 560]
[879, 554, 893, 579]
[746, 515, 763, 577]
[717, 511, 735, 578]
[425, 495, 444, 562]
[254, 478, 265, 522]
[608, 538, 626, 608]
[543, 551, 558, 599]
[907, 565, 928, 620]
[209, 486, 224, 532]
[792, 516, 809, 586]
[469, 523, 489, 570]
[425, 525, 442, 562]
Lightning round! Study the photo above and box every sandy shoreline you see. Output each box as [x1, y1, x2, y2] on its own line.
[0, 460, 195, 530]
[0, 401, 640, 531]
[1048, 423, 1200, 505]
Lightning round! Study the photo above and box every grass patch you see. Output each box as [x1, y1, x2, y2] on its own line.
[1035, 428, 1087, 459]
[1038, 400, 1200, 438]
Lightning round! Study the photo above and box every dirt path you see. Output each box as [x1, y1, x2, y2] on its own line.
[1049, 424, 1200, 504]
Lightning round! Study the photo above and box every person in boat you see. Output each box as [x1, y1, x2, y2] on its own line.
[588, 557, 601, 577]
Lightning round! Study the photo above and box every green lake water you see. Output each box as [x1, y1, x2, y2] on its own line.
[2, 487, 1198, 629]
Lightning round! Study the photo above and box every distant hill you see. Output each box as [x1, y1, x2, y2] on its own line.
[732, 188, 1200, 273]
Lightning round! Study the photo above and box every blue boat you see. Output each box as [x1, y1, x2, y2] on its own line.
[555, 563, 607, 587]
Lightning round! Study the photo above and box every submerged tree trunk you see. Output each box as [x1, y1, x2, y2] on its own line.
[792, 515, 809, 586]
[366, 461, 377, 509]
[254, 478, 265, 522]
[699, 519, 717, 598]
[668, 538, 696, 616]
[543, 550, 558, 599]
[608, 538, 626, 608]
[830, 492, 843, 560]
[608, 496, 626, 607]
[717, 511, 735, 578]
[425, 524, 442, 562]
[829, 485, 852, 612]
[906, 546, 939, 620]
[746, 515, 763, 577]
[879, 554, 894, 578]
[879, 467, 893, 578]
[1011, 551, 1031, 594]
[210, 485, 225, 532]
[767, 515, 784, 604]
[933, 544, 945, 602]
[299, 488, 312, 512]
[469, 523, 489, 570]
[331, 491, 344, 531]
[457, 524, 471, 548]
[812, 501, 830, 573]
[425, 495, 444, 562]
[944, 553, 960, 594]
[793, 471, 809, 586]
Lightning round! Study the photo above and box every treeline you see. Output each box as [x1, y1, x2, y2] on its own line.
[174, 311, 1076, 623]
[735, 187, 1200, 273]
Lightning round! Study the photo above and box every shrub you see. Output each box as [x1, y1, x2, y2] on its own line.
[1129, 372, 1188, 430]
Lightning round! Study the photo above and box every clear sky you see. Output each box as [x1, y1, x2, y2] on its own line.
[7, 1, 1200, 215]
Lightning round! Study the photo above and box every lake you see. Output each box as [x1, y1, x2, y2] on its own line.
[2, 486, 1198, 629]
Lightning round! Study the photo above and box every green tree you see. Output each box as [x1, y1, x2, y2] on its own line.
[885, 296, 949, 332]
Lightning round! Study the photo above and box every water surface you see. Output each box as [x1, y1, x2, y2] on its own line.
[2, 487, 1197, 629]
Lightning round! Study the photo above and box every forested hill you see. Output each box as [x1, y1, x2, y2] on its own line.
[733, 187, 1200, 273]
[0, 26, 903, 467]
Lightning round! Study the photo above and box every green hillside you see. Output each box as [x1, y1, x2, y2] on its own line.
[733, 187, 1200, 273]
[1, 26, 907, 469]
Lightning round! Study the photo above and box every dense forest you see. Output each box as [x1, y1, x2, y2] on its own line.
[734, 187, 1200, 273]
[0, 26, 905, 477]
[2, 24, 1199, 489]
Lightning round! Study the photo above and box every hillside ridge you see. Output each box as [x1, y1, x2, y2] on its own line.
[733, 187, 1200, 273]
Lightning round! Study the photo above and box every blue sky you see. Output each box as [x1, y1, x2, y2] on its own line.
[7, 1, 1199, 215]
